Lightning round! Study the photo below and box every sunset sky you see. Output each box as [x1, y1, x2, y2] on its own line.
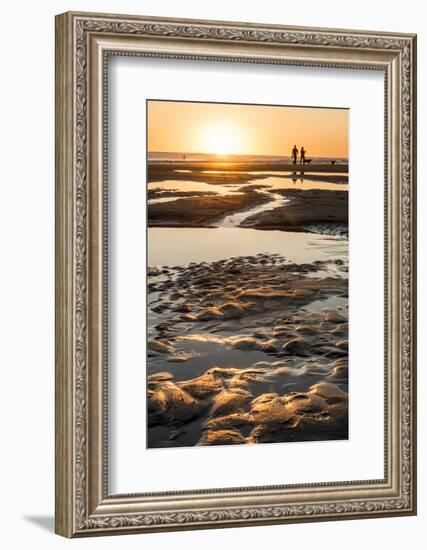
[147, 100, 348, 158]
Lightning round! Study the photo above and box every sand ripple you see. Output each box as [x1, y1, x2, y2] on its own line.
[147, 254, 348, 448]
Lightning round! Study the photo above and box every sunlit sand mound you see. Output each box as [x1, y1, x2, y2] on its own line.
[147, 367, 348, 446]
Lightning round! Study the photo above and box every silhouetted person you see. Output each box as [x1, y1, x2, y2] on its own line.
[292, 145, 298, 165]
[300, 146, 306, 165]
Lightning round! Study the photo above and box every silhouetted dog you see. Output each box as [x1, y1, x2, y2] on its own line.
[303, 159, 312, 165]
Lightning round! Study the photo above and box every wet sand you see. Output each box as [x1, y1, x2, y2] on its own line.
[285, 174, 348, 184]
[148, 165, 262, 186]
[148, 255, 348, 447]
[147, 162, 348, 448]
[148, 188, 217, 201]
[148, 185, 347, 234]
[148, 164, 348, 188]
[148, 189, 271, 227]
[241, 189, 348, 233]
[149, 161, 348, 174]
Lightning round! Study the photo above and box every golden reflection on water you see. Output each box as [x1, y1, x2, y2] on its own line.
[147, 179, 241, 196]
[258, 176, 348, 192]
[148, 174, 348, 194]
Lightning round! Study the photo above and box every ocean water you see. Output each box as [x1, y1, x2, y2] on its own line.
[148, 227, 347, 267]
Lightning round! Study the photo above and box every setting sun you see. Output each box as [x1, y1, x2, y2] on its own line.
[202, 123, 241, 155]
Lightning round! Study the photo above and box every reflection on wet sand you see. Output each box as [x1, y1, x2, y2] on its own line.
[148, 227, 347, 267]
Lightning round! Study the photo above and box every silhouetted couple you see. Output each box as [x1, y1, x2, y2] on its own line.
[292, 145, 306, 165]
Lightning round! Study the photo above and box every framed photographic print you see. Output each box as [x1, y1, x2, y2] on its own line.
[55, 12, 417, 537]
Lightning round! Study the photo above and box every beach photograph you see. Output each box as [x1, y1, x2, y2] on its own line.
[146, 99, 349, 449]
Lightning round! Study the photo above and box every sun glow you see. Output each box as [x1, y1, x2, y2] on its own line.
[202, 123, 241, 155]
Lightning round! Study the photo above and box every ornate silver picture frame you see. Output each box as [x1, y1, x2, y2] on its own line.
[55, 11, 417, 537]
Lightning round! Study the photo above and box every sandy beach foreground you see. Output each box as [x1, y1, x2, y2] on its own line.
[148, 254, 348, 447]
[147, 160, 349, 448]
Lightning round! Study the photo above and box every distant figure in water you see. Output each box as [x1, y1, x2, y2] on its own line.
[300, 146, 306, 165]
[331, 160, 336, 166]
[183, 154, 186, 160]
[292, 145, 298, 165]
